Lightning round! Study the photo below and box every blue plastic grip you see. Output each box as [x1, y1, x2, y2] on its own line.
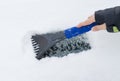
[64, 22, 97, 39]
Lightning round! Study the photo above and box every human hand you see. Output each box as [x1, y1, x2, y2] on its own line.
[76, 15, 106, 31]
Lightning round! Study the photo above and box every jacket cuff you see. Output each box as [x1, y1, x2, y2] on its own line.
[95, 7, 116, 32]
[95, 10, 105, 25]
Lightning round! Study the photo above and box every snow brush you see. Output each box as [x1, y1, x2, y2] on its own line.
[31, 22, 97, 60]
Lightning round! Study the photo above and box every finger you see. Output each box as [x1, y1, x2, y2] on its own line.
[76, 15, 95, 27]
[92, 24, 106, 31]
[76, 19, 93, 27]
[92, 26, 100, 31]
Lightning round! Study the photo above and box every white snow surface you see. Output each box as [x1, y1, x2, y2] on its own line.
[0, 0, 120, 81]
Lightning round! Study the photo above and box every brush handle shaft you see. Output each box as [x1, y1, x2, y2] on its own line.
[64, 22, 97, 39]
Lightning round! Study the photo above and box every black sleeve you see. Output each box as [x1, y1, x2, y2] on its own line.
[95, 6, 120, 32]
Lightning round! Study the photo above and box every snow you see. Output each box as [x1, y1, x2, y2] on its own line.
[0, 0, 120, 81]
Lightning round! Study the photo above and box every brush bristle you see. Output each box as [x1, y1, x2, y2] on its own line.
[43, 34, 91, 57]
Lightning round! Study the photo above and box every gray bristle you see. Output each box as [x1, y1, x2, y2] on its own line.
[43, 34, 91, 58]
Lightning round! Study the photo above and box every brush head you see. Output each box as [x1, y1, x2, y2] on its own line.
[31, 31, 91, 60]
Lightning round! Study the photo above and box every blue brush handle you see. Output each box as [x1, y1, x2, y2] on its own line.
[64, 22, 97, 39]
